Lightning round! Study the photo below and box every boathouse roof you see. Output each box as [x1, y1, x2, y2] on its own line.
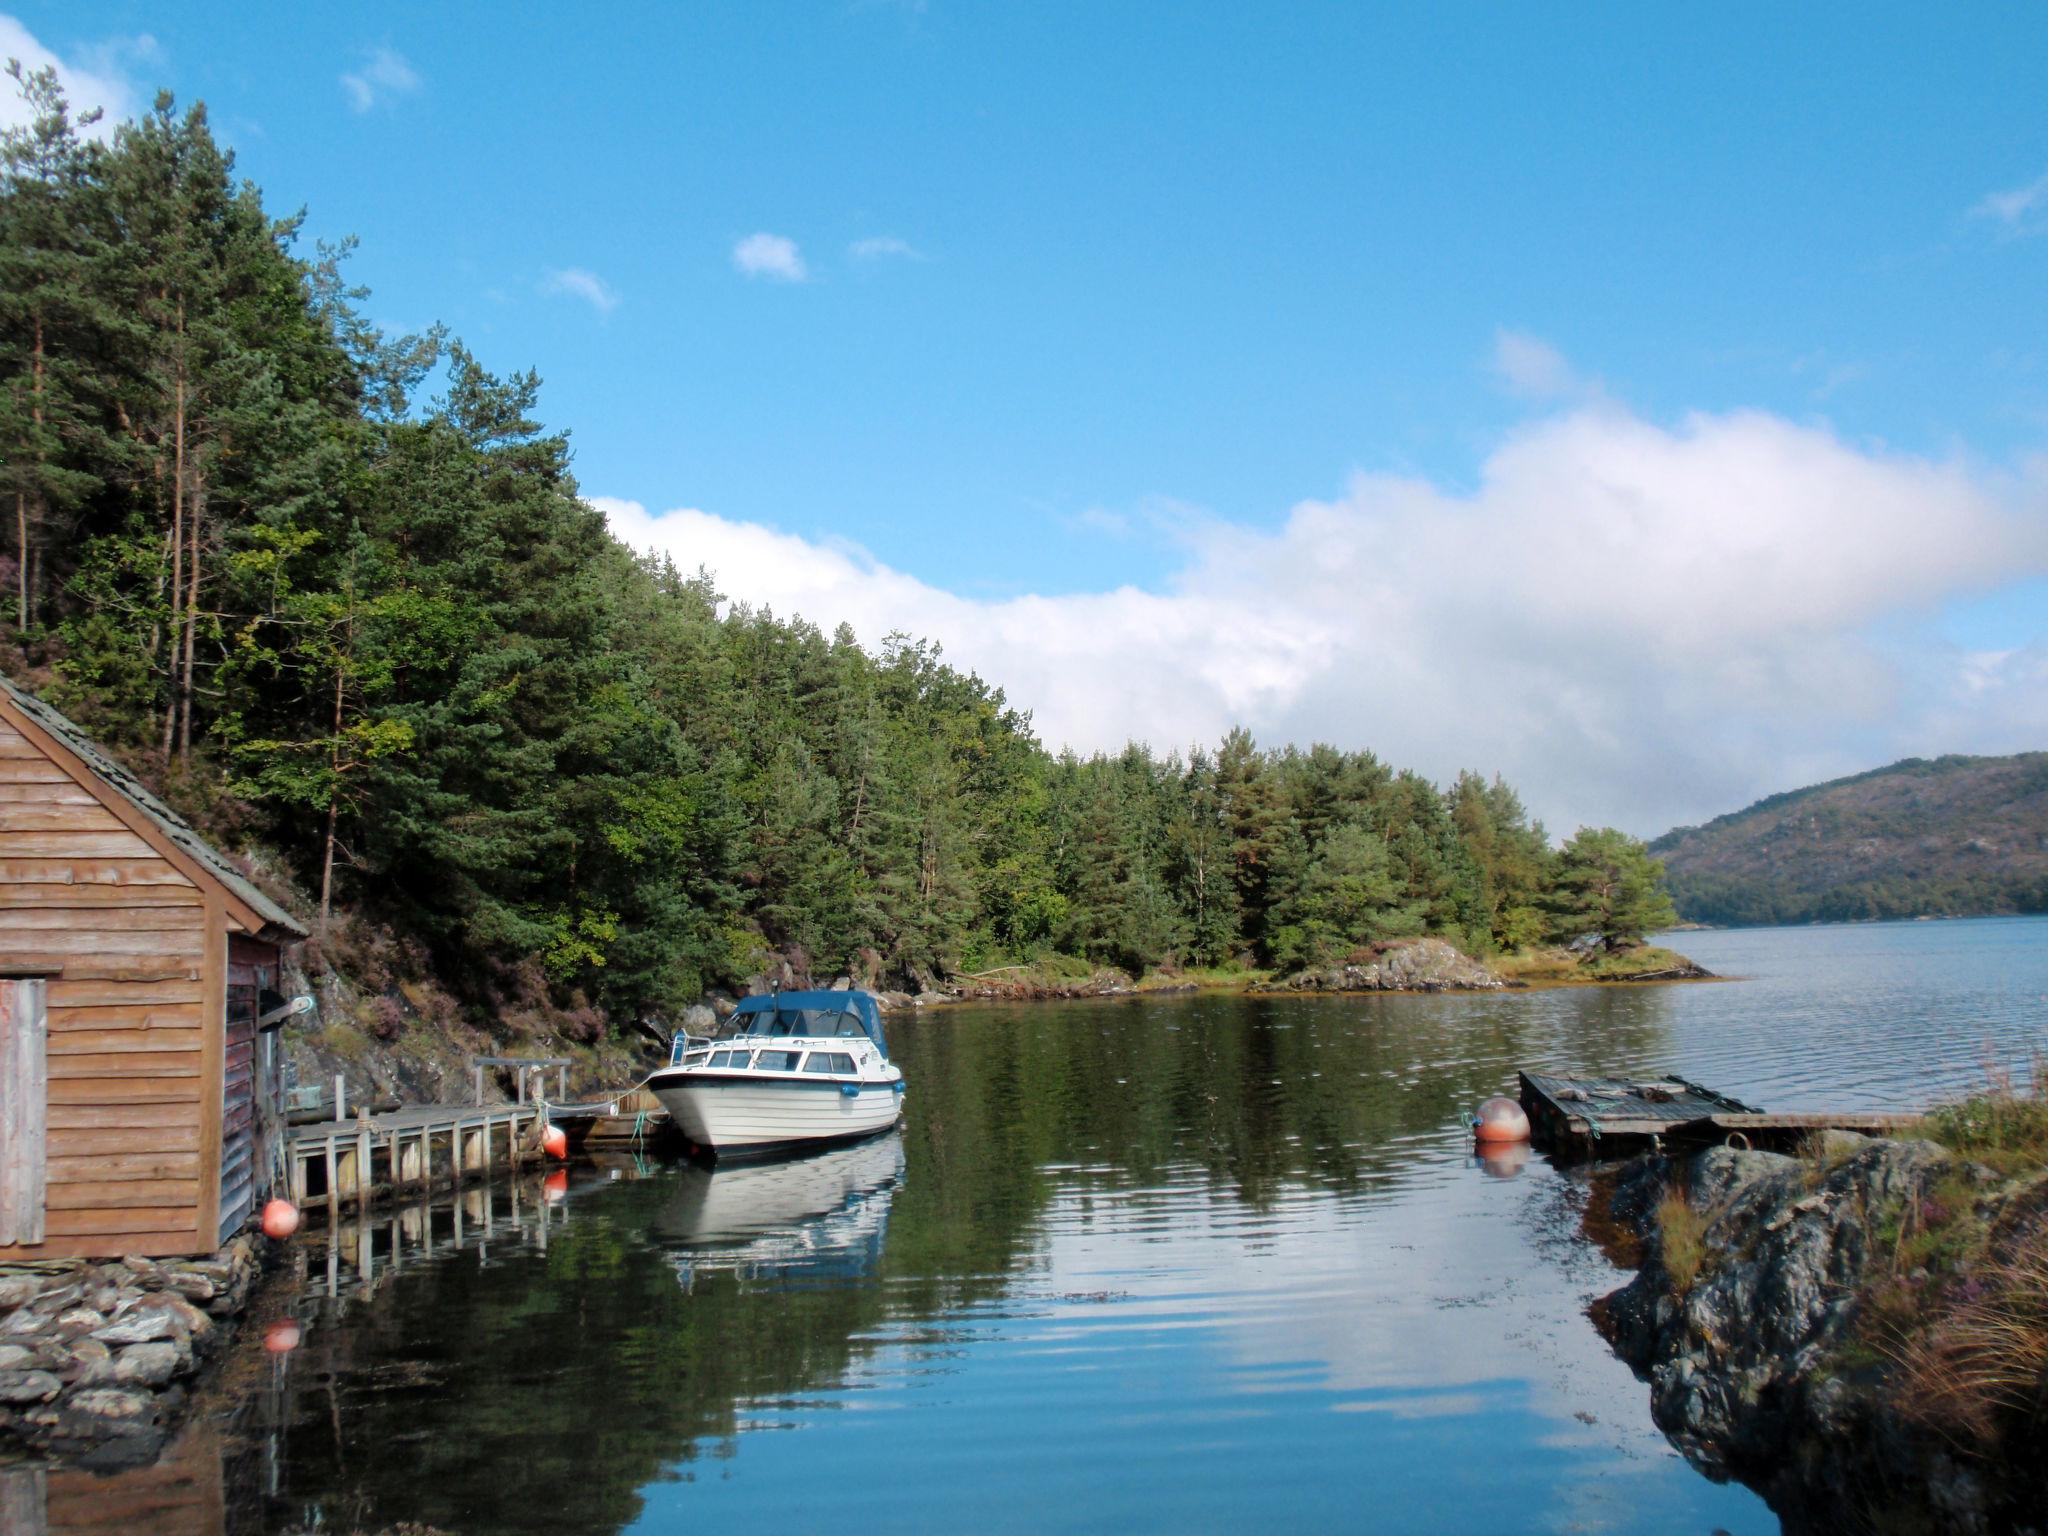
[0, 674, 307, 941]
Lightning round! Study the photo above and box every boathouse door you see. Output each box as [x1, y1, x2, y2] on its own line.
[0, 974, 49, 1247]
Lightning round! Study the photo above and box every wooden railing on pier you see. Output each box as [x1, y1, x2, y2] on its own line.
[284, 1103, 545, 1212]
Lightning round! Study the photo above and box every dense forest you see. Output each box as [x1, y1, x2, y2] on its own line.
[0, 72, 1671, 1039]
[1653, 753, 2048, 927]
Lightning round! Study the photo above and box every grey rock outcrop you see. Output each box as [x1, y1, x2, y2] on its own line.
[1600, 1138, 2040, 1533]
[1264, 937, 1509, 994]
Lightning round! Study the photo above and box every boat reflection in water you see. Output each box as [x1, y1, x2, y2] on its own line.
[654, 1130, 905, 1289]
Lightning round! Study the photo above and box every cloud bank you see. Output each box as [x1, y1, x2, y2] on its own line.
[605, 401, 2047, 839]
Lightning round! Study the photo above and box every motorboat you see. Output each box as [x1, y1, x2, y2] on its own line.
[645, 989, 905, 1157]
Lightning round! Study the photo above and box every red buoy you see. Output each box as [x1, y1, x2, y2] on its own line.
[1472, 1095, 1531, 1144]
[263, 1319, 302, 1354]
[542, 1123, 569, 1160]
[543, 1168, 569, 1203]
[260, 1198, 301, 1240]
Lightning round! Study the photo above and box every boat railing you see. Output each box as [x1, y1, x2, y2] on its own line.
[668, 1034, 716, 1068]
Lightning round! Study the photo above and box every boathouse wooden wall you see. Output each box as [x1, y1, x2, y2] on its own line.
[0, 684, 303, 1261]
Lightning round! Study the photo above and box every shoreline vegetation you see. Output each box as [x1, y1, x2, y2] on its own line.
[1596, 1072, 2048, 1532]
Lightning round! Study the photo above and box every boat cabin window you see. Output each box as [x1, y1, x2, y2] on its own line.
[802, 1052, 856, 1074]
[708, 1049, 748, 1070]
[750, 1050, 800, 1072]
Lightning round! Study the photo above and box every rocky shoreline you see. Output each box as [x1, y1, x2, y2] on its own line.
[1595, 1136, 2047, 1534]
[1255, 936, 1512, 994]
[0, 1239, 266, 1467]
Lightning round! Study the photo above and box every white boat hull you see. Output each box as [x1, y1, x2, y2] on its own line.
[649, 1074, 902, 1154]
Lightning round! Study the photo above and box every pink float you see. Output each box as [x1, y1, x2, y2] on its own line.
[1472, 1095, 1531, 1144]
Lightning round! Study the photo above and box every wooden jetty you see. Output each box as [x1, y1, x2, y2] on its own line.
[1518, 1070, 1923, 1158]
[283, 1102, 547, 1212]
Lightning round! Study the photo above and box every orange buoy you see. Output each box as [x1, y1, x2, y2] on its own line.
[541, 1123, 569, 1160]
[263, 1319, 302, 1354]
[543, 1169, 569, 1203]
[260, 1198, 301, 1240]
[1472, 1095, 1531, 1144]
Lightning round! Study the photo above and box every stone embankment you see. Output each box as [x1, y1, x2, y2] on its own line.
[1261, 937, 1510, 994]
[0, 1238, 264, 1466]
[1597, 1136, 2044, 1533]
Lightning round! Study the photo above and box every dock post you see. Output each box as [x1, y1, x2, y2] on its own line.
[334, 1074, 346, 1121]
[355, 1122, 373, 1209]
[398, 1133, 422, 1186]
[473, 1064, 484, 1108]
[324, 1136, 339, 1211]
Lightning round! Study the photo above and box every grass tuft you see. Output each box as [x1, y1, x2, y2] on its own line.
[1658, 1187, 1711, 1295]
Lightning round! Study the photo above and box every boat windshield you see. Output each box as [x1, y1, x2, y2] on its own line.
[739, 1007, 869, 1040]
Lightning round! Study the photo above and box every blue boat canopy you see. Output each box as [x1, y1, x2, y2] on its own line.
[731, 990, 889, 1056]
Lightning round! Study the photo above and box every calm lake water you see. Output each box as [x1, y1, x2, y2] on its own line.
[58, 918, 2048, 1534]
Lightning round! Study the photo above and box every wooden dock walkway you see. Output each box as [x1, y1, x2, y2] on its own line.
[284, 1103, 546, 1212]
[1518, 1070, 1923, 1158]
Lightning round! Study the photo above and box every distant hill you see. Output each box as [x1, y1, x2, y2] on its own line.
[1650, 753, 2048, 926]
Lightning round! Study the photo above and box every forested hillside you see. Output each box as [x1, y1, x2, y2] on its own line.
[1652, 754, 2048, 926]
[0, 71, 1666, 1040]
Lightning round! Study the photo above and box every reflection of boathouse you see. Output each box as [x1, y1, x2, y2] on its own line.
[0, 677, 307, 1260]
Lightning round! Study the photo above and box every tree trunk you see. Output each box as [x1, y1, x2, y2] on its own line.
[11, 490, 24, 633]
[162, 317, 186, 760]
[177, 470, 202, 760]
[319, 662, 345, 934]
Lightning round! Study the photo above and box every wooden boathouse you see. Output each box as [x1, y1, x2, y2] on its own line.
[0, 677, 308, 1260]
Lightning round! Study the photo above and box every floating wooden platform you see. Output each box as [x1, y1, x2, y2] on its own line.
[284, 1103, 546, 1212]
[1518, 1070, 1926, 1158]
[549, 1084, 675, 1149]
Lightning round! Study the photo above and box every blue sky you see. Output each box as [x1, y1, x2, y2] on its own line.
[11, 3, 2048, 832]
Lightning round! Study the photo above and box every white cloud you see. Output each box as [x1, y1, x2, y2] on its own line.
[1975, 168, 2048, 227]
[1491, 328, 1585, 399]
[849, 235, 923, 262]
[0, 15, 148, 136]
[340, 46, 420, 113]
[541, 267, 619, 314]
[732, 232, 808, 282]
[596, 399, 2048, 839]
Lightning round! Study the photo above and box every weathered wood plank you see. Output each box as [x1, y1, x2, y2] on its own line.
[0, 907, 206, 931]
[46, 1080, 201, 1105]
[0, 882, 201, 907]
[47, 1029, 206, 1056]
[0, 1229, 200, 1259]
[0, 858, 191, 886]
[48, 1004, 206, 1031]
[49, 980, 203, 1007]
[0, 978, 48, 1246]
[45, 967, 202, 987]
[48, 1052, 203, 1080]
[45, 1180, 196, 1211]
[0, 803, 129, 833]
[0, 782, 100, 804]
[0, 760, 73, 783]
[47, 1152, 201, 1182]
[42, 1206, 199, 1237]
[46, 1122, 199, 1163]
[0, 929, 208, 957]
[47, 1103, 195, 1130]
[0, 831, 155, 857]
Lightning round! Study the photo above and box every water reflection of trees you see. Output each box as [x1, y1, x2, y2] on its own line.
[49, 989, 1688, 1535]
